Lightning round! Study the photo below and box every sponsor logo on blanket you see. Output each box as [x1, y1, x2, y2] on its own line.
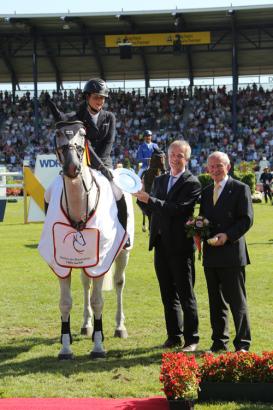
[53, 222, 99, 268]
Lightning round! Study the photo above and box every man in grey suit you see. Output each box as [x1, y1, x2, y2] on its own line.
[200, 151, 253, 353]
[134, 140, 201, 352]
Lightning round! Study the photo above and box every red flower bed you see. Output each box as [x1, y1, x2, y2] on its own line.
[201, 351, 273, 383]
[160, 351, 273, 401]
[6, 187, 22, 196]
[160, 352, 200, 400]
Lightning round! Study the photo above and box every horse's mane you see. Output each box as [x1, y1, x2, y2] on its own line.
[142, 149, 166, 194]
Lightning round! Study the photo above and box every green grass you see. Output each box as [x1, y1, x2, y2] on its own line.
[0, 200, 272, 409]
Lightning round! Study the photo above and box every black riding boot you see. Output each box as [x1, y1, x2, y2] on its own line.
[116, 195, 127, 232]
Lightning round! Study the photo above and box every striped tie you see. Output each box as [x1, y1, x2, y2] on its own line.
[213, 183, 221, 205]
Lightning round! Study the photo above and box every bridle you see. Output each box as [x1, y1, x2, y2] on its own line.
[56, 140, 85, 171]
[54, 123, 86, 177]
[55, 121, 100, 230]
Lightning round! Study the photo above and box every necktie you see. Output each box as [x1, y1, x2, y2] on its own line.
[213, 183, 221, 205]
[168, 175, 176, 193]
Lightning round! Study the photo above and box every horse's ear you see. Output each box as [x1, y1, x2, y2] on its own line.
[152, 148, 165, 157]
[56, 120, 84, 129]
[79, 127, 86, 136]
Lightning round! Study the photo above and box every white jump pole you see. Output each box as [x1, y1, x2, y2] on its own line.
[0, 169, 24, 222]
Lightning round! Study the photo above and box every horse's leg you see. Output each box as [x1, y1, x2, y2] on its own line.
[90, 277, 106, 359]
[114, 248, 129, 338]
[80, 270, 93, 337]
[142, 212, 147, 232]
[58, 276, 73, 360]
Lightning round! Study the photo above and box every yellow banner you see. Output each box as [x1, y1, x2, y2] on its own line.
[24, 167, 45, 211]
[105, 32, 211, 47]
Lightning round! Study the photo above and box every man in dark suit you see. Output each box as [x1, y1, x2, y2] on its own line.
[260, 167, 272, 204]
[134, 140, 201, 351]
[200, 151, 253, 353]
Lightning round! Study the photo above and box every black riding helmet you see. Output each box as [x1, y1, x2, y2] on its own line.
[83, 78, 109, 97]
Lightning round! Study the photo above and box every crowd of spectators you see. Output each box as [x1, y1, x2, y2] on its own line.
[0, 84, 273, 176]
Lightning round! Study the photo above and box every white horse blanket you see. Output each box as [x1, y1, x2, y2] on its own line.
[38, 171, 127, 278]
[123, 191, 134, 250]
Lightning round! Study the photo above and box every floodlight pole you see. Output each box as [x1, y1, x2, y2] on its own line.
[230, 10, 238, 139]
[186, 46, 194, 97]
[145, 77, 149, 98]
[32, 29, 39, 140]
[11, 74, 17, 104]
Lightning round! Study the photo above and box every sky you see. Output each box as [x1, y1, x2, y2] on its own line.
[2, 0, 273, 14]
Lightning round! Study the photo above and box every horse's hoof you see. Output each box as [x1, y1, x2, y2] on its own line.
[58, 353, 74, 360]
[81, 327, 93, 337]
[90, 351, 106, 359]
[114, 329, 128, 338]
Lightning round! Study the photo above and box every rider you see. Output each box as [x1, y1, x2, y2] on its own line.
[46, 78, 126, 229]
[136, 130, 159, 177]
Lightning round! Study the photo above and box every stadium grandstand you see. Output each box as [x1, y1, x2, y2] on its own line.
[0, 5, 273, 176]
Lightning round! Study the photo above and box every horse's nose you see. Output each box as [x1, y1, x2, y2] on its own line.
[63, 147, 81, 178]
[63, 160, 81, 178]
[65, 163, 80, 178]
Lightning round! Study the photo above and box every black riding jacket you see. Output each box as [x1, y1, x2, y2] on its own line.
[47, 99, 115, 177]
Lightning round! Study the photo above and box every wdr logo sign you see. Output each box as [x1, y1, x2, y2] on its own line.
[39, 159, 59, 168]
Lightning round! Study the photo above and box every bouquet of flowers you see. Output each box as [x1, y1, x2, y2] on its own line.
[160, 352, 200, 401]
[185, 216, 211, 260]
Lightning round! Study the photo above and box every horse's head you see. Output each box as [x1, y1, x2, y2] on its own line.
[143, 149, 166, 194]
[55, 121, 86, 178]
[150, 148, 166, 172]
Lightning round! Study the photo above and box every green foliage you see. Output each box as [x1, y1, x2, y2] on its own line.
[235, 161, 257, 173]
[233, 171, 256, 194]
[198, 173, 212, 189]
[123, 158, 132, 169]
[0, 201, 272, 410]
[233, 161, 256, 193]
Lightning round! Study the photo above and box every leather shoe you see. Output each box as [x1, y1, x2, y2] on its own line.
[182, 343, 198, 352]
[207, 345, 228, 353]
[162, 337, 182, 348]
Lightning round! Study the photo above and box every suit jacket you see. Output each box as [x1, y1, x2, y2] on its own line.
[138, 170, 201, 254]
[200, 177, 253, 268]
